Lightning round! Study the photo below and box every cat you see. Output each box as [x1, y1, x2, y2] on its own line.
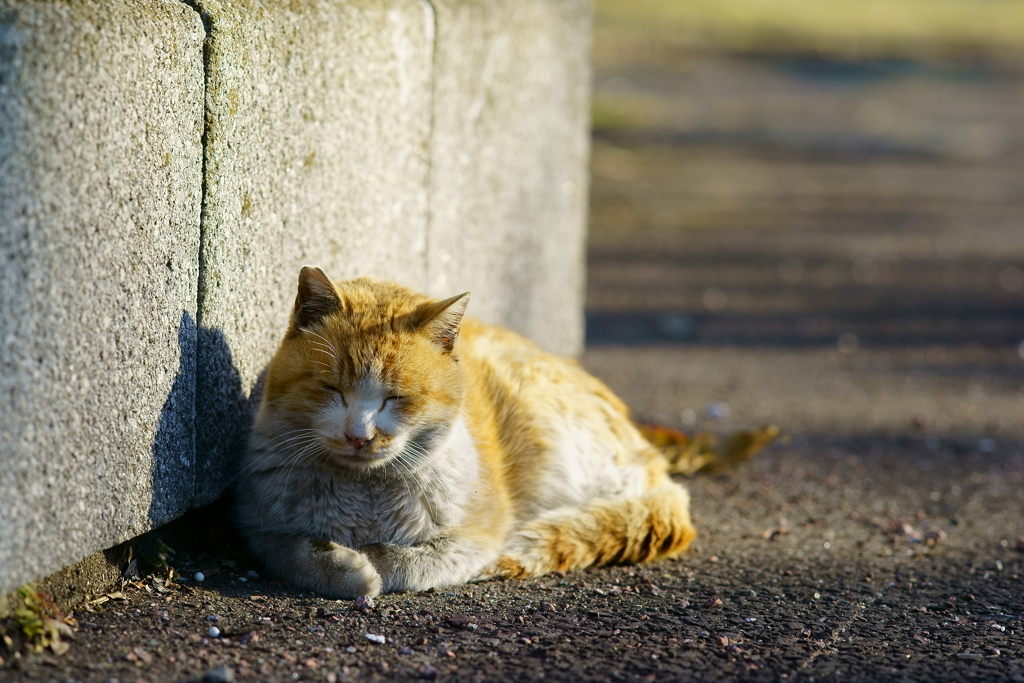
[235, 266, 696, 598]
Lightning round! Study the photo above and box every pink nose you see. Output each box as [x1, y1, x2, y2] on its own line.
[346, 434, 369, 450]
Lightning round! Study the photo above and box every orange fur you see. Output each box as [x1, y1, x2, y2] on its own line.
[236, 268, 695, 598]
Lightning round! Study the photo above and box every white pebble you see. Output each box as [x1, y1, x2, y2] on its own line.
[208, 626, 221, 638]
[238, 576, 248, 582]
[194, 572, 205, 582]
[247, 570, 260, 578]
[364, 633, 386, 644]
[704, 401, 730, 420]
[206, 614, 220, 621]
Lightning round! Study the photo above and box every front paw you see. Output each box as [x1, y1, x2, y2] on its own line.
[306, 540, 382, 599]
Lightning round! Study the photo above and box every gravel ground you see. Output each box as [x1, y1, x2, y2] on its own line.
[2, 434, 1021, 683]
[4, 54, 1024, 682]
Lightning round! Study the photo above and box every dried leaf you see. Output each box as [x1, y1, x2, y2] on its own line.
[11, 585, 76, 656]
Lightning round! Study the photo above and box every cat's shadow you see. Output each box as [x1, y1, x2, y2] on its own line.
[148, 310, 263, 529]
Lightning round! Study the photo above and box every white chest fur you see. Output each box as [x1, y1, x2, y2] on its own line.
[250, 416, 481, 550]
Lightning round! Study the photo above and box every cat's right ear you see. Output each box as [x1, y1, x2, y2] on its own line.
[292, 266, 342, 331]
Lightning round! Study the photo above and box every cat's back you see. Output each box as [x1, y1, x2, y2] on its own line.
[457, 318, 662, 518]
[458, 318, 621, 404]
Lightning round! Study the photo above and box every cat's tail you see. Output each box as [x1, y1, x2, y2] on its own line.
[479, 483, 696, 580]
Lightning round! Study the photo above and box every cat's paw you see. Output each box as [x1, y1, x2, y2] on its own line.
[305, 540, 382, 599]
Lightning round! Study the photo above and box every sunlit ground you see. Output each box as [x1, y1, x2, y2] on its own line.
[582, 1, 1024, 444]
[591, 0, 1024, 66]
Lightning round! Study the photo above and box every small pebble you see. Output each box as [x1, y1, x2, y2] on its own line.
[1016, 536, 1024, 553]
[399, 646, 414, 655]
[247, 570, 260, 578]
[238, 576, 248, 582]
[446, 614, 476, 628]
[208, 626, 221, 638]
[353, 595, 374, 611]
[201, 666, 234, 683]
[365, 633, 386, 644]
[193, 572, 205, 582]
[345, 647, 357, 653]
[706, 597, 723, 608]
[416, 663, 439, 680]
[704, 401, 730, 420]
[206, 614, 220, 621]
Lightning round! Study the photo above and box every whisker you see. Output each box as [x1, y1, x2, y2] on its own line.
[399, 440, 457, 511]
[306, 331, 340, 360]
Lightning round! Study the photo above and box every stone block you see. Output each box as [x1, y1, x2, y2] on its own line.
[0, 0, 204, 595]
[426, 0, 591, 357]
[190, 0, 435, 503]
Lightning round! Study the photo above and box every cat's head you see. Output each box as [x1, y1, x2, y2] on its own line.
[259, 266, 470, 471]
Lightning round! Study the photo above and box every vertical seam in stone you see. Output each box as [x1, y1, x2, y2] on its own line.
[179, 0, 213, 507]
[419, 0, 439, 291]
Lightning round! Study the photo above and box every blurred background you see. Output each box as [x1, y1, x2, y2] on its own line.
[581, 0, 1024, 444]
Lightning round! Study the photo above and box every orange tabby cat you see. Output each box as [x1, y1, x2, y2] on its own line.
[236, 267, 696, 598]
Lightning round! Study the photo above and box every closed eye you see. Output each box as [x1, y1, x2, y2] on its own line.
[322, 383, 347, 406]
[381, 395, 403, 410]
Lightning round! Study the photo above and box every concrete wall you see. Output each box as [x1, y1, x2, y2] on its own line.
[427, 0, 590, 357]
[0, 0, 205, 595]
[0, 0, 590, 595]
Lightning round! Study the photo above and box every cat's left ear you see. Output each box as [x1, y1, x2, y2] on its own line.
[414, 292, 470, 352]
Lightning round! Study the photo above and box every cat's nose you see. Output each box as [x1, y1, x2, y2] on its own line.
[346, 434, 369, 450]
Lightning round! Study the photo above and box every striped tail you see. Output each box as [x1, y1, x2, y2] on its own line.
[480, 483, 696, 580]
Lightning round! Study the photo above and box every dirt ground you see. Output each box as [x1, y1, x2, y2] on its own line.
[5, 54, 1024, 683]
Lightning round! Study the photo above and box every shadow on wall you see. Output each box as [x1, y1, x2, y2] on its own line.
[148, 311, 260, 529]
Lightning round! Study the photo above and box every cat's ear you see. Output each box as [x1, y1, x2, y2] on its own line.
[413, 292, 470, 352]
[292, 266, 342, 331]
